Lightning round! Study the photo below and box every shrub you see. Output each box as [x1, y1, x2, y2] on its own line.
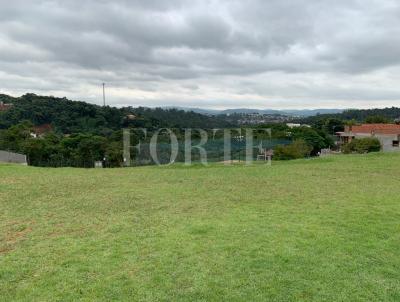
[290, 127, 331, 155]
[274, 139, 312, 160]
[342, 138, 381, 154]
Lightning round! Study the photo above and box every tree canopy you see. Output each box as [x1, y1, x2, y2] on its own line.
[0, 94, 233, 134]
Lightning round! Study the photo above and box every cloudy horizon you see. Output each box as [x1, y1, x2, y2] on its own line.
[1, 0, 400, 109]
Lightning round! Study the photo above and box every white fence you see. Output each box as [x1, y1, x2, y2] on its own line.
[0, 150, 27, 164]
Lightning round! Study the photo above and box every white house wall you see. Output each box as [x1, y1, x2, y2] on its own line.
[354, 133, 400, 152]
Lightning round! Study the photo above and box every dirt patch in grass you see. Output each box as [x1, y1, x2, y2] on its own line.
[0, 221, 34, 254]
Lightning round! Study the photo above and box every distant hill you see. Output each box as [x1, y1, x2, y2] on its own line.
[0, 94, 233, 134]
[282, 109, 344, 117]
[171, 107, 344, 117]
[219, 109, 283, 115]
[298, 107, 400, 124]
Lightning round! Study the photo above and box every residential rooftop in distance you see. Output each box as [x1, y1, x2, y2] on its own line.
[0, 101, 13, 112]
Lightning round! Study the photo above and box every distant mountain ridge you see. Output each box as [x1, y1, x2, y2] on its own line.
[170, 107, 344, 117]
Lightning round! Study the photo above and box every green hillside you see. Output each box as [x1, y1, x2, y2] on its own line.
[298, 107, 400, 125]
[0, 94, 232, 134]
[1, 153, 400, 301]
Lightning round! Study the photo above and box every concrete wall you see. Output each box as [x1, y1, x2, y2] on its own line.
[0, 150, 27, 164]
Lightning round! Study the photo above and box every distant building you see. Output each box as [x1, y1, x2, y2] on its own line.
[337, 124, 400, 151]
[0, 101, 13, 112]
[286, 123, 311, 128]
[31, 124, 53, 138]
[126, 114, 137, 120]
[236, 113, 292, 125]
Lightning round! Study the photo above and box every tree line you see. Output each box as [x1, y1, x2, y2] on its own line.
[0, 94, 233, 167]
[0, 94, 233, 133]
[1, 93, 395, 167]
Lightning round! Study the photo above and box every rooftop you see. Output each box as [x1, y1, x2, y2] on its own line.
[0, 101, 13, 112]
[344, 124, 400, 135]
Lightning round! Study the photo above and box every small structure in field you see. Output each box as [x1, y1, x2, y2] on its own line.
[94, 161, 103, 168]
[0, 150, 27, 165]
[319, 148, 334, 157]
[257, 149, 274, 161]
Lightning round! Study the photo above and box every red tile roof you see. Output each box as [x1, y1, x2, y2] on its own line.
[349, 124, 400, 135]
[33, 124, 53, 134]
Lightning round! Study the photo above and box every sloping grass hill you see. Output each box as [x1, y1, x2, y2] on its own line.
[1, 153, 400, 301]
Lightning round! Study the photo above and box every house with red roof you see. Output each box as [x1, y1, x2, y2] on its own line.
[0, 101, 13, 112]
[337, 124, 400, 151]
[31, 124, 53, 138]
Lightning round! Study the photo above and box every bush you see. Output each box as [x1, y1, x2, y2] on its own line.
[342, 138, 381, 154]
[274, 139, 312, 160]
[290, 127, 331, 155]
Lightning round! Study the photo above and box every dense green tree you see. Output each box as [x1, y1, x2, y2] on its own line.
[0, 94, 232, 134]
[323, 118, 345, 134]
[290, 126, 332, 154]
[0, 121, 33, 152]
[365, 115, 390, 124]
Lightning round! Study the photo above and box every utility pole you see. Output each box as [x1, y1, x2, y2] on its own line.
[102, 83, 106, 107]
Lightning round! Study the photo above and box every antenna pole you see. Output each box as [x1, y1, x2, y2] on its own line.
[102, 83, 106, 107]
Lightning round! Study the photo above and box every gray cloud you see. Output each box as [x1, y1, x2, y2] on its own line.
[1, 0, 400, 108]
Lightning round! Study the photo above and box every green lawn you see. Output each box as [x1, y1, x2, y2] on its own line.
[1, 153, 400, 301]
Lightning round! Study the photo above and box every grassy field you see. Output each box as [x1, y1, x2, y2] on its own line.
[1, 153, 400, 301]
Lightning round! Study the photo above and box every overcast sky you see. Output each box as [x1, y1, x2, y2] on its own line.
[1, 0, 400, 109]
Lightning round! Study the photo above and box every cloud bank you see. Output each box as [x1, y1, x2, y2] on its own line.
[1, 0, 400, 108]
